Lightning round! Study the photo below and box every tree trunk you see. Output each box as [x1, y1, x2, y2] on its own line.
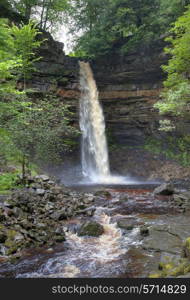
[43, 0, 52, 31]
[40, 0, 46, 29]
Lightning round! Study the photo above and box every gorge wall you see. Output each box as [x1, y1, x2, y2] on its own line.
[31, 36, 166, 147]
[28, 35, 190, 181]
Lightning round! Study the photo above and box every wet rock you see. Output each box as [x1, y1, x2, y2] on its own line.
[117, 218, 137, 230]
[154, 183, 174, 195]
[142, 226, 181, 254]
[140, 225, 149, 236]
[78, 221, 104, 237]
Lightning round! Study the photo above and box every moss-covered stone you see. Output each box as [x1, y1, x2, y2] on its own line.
[79, 221, 104, 237]
[149, 257, 190, 278]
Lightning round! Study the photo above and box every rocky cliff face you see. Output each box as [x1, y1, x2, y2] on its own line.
[28, 36, 190, 181]
[31, 37, 166, 147]
[92, 42, 167, 147]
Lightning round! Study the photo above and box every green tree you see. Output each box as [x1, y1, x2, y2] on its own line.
[0, 20, 43, 180]
[10, 0, 69, 32]
[155, 4, 190, 116]
[68, 0, 190, 58]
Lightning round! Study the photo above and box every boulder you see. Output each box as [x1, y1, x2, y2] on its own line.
[142, 226, 181, 254]
[154, 183, 174, 195]
[117, 218, 137, 230]
[78, 221, 104, 237]
[36, 189, 45, 196]
[37, 175, 50, 182]
[140, 225, 149, 236]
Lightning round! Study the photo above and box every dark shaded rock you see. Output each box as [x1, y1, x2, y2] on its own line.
[54, 235, 65, 243]
[78, 221, 104, 237]
[154, 183, 174, 195]
[140, 225, 149, 236]
[0, 208, 6, 222]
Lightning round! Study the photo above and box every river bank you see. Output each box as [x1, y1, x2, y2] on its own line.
[1, 178, 190, 278]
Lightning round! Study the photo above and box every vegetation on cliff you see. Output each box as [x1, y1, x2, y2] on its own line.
[0, 19, 78, 188]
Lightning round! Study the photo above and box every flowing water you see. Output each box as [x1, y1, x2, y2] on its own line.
[79, 61, 110, 182]
[16, 210, 139, 278]
[0, 188, 175, 278]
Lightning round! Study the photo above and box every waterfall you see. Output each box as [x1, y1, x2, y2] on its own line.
[79, 61, 110, 182]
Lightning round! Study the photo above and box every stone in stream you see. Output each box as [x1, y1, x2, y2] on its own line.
[117, 218, 138, 230]
[142, 225, 182, 254]
[140, 225, 149, 236]
[78, 221, 104, 237]
[153, 183, 174, 195]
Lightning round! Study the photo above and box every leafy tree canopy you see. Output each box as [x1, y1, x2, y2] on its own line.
[67, 0, 190, 58]
[155, 4, 190, 116]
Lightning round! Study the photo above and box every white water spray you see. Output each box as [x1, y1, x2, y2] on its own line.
[79, 61, 110, 182]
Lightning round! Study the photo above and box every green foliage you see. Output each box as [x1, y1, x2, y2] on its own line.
[0, 94, 79, 166]
[10, 0, 69, 32]
[0, 172, 19, 193]
[155, 4, 190, 115]
[10, 21, 43, 86]
[144, 135, 190, 167]
[67, 0, 190, 58]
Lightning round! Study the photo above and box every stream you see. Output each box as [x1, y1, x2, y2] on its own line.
[0, 185, 183, 278]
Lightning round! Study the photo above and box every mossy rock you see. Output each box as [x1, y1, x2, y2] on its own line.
[149, 273, 162, 278]
[78, 221, 104, 237]
[150, 257, 190, 278]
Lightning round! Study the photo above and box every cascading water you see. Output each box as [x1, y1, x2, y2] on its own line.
[79, 61, 110, 182]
